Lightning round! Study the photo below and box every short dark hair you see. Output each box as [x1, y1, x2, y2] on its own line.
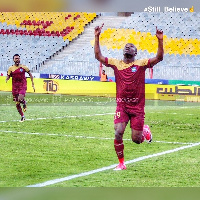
[13, 54, 20, 59]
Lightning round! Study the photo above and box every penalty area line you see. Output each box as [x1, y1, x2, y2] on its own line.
[0, 130, 196, 145]
[0, 113, 115, 123]
[26, 142, 200, 187]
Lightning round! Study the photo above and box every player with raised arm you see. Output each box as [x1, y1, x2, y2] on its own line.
[94, 24, 163, 170]
[6, 54, 35, 122]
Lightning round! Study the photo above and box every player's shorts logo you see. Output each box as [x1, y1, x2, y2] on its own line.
[131, 67, 137, 72]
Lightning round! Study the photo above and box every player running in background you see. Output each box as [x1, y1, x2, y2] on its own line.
[6, 54, 35, 122]
[94, 24, 163, 170]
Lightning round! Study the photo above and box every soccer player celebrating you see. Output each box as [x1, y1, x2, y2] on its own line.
[6, 54, 35, 122]
[94, 25, 163, 170]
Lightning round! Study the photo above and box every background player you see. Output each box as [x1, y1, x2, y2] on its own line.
[94, 24, 164, 170]
[100, 69, 108, 82]
[6, 54, 35, 122]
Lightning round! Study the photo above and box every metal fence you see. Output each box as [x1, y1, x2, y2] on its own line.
[38, 60, 100, 76]
[0, 58, 199, 81]
[153, 65, 200, 81]
[0, 58, 41, 72]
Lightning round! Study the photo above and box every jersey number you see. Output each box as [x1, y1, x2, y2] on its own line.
[114, 112, 121, 119]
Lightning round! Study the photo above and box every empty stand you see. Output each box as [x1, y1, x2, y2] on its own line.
[0, 12, 97, 71]
[0, 12, 200, 81]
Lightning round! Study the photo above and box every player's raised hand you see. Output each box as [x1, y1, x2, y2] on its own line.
[156, 26, 163, 40]
[94, 23, 104, 36]
[5, 76, 10, 83]
[32, 84, 35, 92]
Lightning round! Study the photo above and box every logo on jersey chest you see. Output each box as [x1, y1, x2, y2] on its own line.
[20, 68, 23, 72]
[131, 67, 137, 73]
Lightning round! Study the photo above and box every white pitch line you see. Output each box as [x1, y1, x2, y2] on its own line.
[1, 109, 198, 123]
[0, 130, 195, 145]
[0, 113, 115, 123]
[0, 111, 197, 123]
[149, 112, 195, 116]
[152, 140, 195, 145]
[26, 142, 200, 187]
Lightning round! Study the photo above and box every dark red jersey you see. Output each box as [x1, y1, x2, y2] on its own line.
[7, 65, 30, 93]
[105, 57, 151, 114]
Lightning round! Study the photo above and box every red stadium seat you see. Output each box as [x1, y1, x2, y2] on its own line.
[23, 30, 28, 35]
[33, 32, 39, 36]
[37, 21, 41, 26]
[43, 23, 48, 28]
[42, 32, 48, 36]
[28, 30, 33, 35]
[10, 29, 14, 34]
[23, 20, 27, 24]
[1, 29, 6, 35]
[27, 20, 32, 25]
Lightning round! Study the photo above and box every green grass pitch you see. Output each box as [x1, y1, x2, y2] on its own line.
[0, 91, 199, 187]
